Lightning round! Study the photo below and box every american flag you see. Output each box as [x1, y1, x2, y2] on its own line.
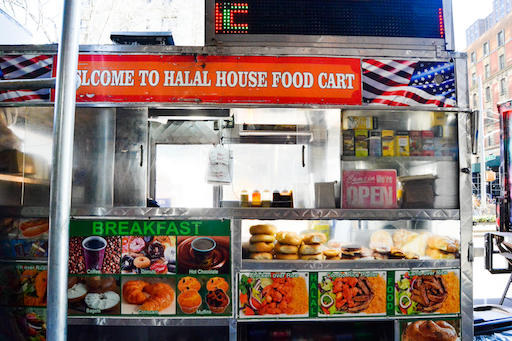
[0, 55, 53, 102]
[362, 59, 456, 107]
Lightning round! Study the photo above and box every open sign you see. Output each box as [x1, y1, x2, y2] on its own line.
[342, 170, 397, 209]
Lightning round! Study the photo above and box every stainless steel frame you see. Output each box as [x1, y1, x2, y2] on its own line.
[0, 43, 472, 340]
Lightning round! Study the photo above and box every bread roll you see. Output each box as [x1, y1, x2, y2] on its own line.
[299, 253, 325, 260]
[249, 224, 278, 235]
[276, 231, 302, 246]
[249, 242, 274, 253]
[299, 243, 323, 255]
[323, 249, 340, 258]
[250, 252, 273, 260]
[302, 232, 327, 245]
[393, 229, 419, 249]
[402, 320, 457, 341]
[249, 234, 276, 244]
[427, 236, 460, 253]
[426, 247, 456, 259]
[274, 242, 299, 254]
[369, 230, 393, 253]
[275, 252, 299, 260]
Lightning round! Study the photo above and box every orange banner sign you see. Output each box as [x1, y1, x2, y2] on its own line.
[75, 55, 362, 105]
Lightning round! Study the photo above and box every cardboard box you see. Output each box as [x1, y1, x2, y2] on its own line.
[369, 131, 382, 157]
[434, 138, 458, 157]
[346, 116, 378, 130]
[421, 130, 435, 156]
[395, 131, 410, 156]
[382, 130, 395, 156]
[355, 129, 369, 157]
[409, 130, 422, 156]
[342, 130, 355, 156]
[342, 170, 397, 208]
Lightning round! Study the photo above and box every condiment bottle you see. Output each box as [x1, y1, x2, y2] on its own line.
[240, 189, 250, 207]
[252, 189, 261, 207]
[272, 189, 281, 207]
[262, 189, 271, 207]
[280, 188, 292, 208]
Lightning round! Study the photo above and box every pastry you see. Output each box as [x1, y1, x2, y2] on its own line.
[402, 233, 430, 257]
[275, 253, 299, 260]
[178, 289, 202, 314]
[249, 234, 276, 243]
[84, 291, 120, 311]
[249, 224, 278, 235]
[206, 277, 229, 292]
[85, 276, 116, 293]
[426, 247, 457, 259]
[302, 232, 327, 245]
[139, 283, 175, 312]
[427, 236, 460, 253]
[250, 252, 273, 260]
[123, 280, 149, 304]
[341, 244, 362, 259]
[299, 253, 325, 260]
[323, 249, 341, 258]
[402, 320, 457, 341]
[134, 256, 151, 268]
[326, 256, 341, 260]
[299, 243, 323, 255]
[129, 237, 145, 252]
[275, 241, 299, 254]
[275, 231, 302, 246]
[393, 229, 419, 249]
[369, 230, 393, 253]
[249, 242, 274, 253]
[178, 276, 201, 292]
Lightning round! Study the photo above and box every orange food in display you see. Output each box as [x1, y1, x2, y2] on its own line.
[178, 276, 201, 292]
[258, 277, 296, 315]
[178, 289, 202, 314]
[139, 282, 174, 312]
[206, 277, 229, 292]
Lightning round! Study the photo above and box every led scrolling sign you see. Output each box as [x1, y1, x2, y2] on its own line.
[214, 0, 445, 39]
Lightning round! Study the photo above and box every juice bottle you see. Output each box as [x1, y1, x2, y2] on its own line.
[252, 189, 261, 207]
[240, 189, 250, 207]
[262, 189, 271, 207]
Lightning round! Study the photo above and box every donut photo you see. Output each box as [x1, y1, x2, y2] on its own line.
[121, 236, 176, 275]
[120, 276, 176, 315]
[68, 236, 121, 275]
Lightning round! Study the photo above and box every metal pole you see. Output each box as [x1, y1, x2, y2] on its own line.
[478, 76, 487, 214]
[46, 0, 80, 340]
[0, 78, 56, 90]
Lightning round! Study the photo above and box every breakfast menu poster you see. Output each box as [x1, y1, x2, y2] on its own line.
[67, 219, 232, 317]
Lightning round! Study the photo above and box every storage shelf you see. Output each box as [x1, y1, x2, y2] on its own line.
[67, 316, 235, 326]
[242, 259, 461, 270]
[0, 206, 460, 220]
[342, 156, 458, 162]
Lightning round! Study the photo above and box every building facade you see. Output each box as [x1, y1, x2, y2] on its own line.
[465, 0, 512, 200]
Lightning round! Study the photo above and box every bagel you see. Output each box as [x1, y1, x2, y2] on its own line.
[326, 256, 341, 260]
[299, 243, 323, 255]
[323, 249, 340, 258]
[249, 224, 277, 235]
[249, 242, 274, 253]
[274, 242, 299, 254]
[249, 234, 276, 244]
[402, 320, 457, 341]
[302, 232, 327, 245]
[275, 252, 299, 260]
[250, 252, 273, 260]
[299, 253, 325, 260]
[275, 231, 302, 246]
[133, 256, 151, 268]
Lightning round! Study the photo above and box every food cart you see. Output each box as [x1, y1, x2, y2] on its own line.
[0, 0, 473, 340]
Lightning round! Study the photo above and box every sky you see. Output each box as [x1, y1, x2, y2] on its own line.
[452, 0, 493, 51]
